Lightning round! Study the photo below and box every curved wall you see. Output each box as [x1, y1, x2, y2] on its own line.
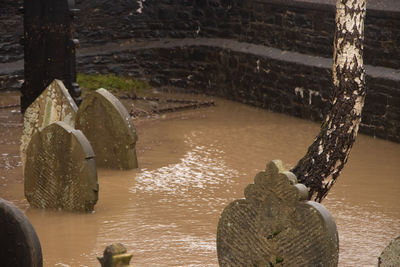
[74, 0, 400, 68]
[0, 0, 399, 142]
[76, 38, 400, 142]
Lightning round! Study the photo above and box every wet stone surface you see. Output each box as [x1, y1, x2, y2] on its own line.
[0, 197, 43, 267]
[76, 88, 138, 170]
[217, 160, 339, 266]
[379, 236, 400, 266]
[20, 80, 78, 166]
[98, 243, 133, 267]
[24, 121, 98, 212]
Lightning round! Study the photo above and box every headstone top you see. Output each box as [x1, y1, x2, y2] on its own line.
[95, 88, 137, 141]
[217, 160, 339, 266]
[0, 198, 43, 267]
[76, 88, 138, 169]
[378, 236, 400, 267]
[98, 243, 134, 267]
[24, 121, 98, 212]
[21, 79, 78, 165]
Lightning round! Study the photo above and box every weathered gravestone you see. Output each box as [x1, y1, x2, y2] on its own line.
[378, 236, 400, 267]
[98, 243, 134, 267]
[0, 198, 43, 267]
[25, 121, 98, 212]
[21, 79, 78, 166]
[217, 160, 339, 266]
[76, 88, 138, 170]
[21, 0, 81, 112]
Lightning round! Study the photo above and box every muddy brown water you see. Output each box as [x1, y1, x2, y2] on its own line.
[0, 91, 399, 267]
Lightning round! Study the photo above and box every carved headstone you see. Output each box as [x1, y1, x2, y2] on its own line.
[24, 122, 98, 212]
[76, 88, 138, 169]
[21, 79, 78, 165]
[98, 243, 134, 267]
[378, 236, 400, 267]
[217, 160, 339, 266]
[0, 198, 43, 267]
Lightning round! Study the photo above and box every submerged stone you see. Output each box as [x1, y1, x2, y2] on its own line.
[98, 243, 133, 267]
[21, 79, 78, 166]
[0, 198, 43, 267]
[378, 236, 400, 266]
[76, 88, 138, 169]
[24, 121, 98, 212]
[217, 160, 339, 266]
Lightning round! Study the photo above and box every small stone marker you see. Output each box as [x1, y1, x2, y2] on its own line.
[0, 198, 43, 267]
[98, 243, 134, 267]
[24, 121, 98, 212]
[217, 160, 339, 266]
[76, 88, 138, 169]
[21, 79, 78, 165]
[378, 236, 400, 266]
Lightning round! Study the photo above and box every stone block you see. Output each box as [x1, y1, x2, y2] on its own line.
[217, 160, 339, 266]
[0, 198, 43, 267]
[21, 79, 78, 166]
[378, 236, 400, 266]
[24, 122, 98, 212]
[76, 88, 138, 169]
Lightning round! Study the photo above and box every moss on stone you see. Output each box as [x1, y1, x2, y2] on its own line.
[77, 73, 150, 96]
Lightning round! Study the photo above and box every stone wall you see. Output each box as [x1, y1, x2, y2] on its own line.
[0, 0, 399, 142]
[0, 1, 23, 63]
[1, 0, 399, 68]
[74, 0, 400, 69]
[76, 39, 400, 142]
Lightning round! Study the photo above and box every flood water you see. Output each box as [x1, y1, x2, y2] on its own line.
[1, 92, 399, 267]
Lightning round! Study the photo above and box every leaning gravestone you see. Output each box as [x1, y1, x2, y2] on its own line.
[25, 121, 98, 212]
[378, 236, 400, 266]
[217, 160, 339, 266]
[0, 198, 43, 267]
[76, 88, 138, 169]
[21, 79, 78, 165]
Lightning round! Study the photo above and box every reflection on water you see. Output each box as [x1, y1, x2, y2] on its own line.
[0, 95, 399, 267]
[134, 133, 238, 194]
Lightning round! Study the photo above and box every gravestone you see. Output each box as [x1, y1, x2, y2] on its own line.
[21, 79, 78, 166]
[76, 88, 138, 170]
[21, 0, 81, 112]
[25, 121, 98, 212]
[98, 243, 134, 267]
[217, 160, 339, 266]
[378, 236, 400, 266]
[0, 198, 43, 267]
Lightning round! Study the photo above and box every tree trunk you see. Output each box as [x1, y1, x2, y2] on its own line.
[291, 0, 367, 202]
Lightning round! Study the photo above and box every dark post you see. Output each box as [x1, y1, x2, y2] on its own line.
[20, 0, 82, 112]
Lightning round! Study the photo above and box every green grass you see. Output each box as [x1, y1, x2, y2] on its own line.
[77, 73, 151, 96]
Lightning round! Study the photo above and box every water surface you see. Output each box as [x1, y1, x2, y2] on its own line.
[0, 94, 399, 266]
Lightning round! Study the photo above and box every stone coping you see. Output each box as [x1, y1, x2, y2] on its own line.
[258, 0, 400, 13]
[1, 38, 399, 82]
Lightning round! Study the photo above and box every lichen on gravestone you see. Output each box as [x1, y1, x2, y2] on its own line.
[98, 243, 134, 267]
[378, 236, 400, 267]
[76, 88, 138, 170]
[20, 79, 78, 166]
[217, 160, 339, 267]
[24, 121, 98, 212]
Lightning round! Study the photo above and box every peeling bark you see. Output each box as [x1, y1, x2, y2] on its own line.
[291, 0, 367, 202]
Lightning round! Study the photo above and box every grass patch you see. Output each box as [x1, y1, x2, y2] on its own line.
[77, 73, 151, 96]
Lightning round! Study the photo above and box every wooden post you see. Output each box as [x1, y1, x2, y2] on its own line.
[20, 0, 81, 112]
